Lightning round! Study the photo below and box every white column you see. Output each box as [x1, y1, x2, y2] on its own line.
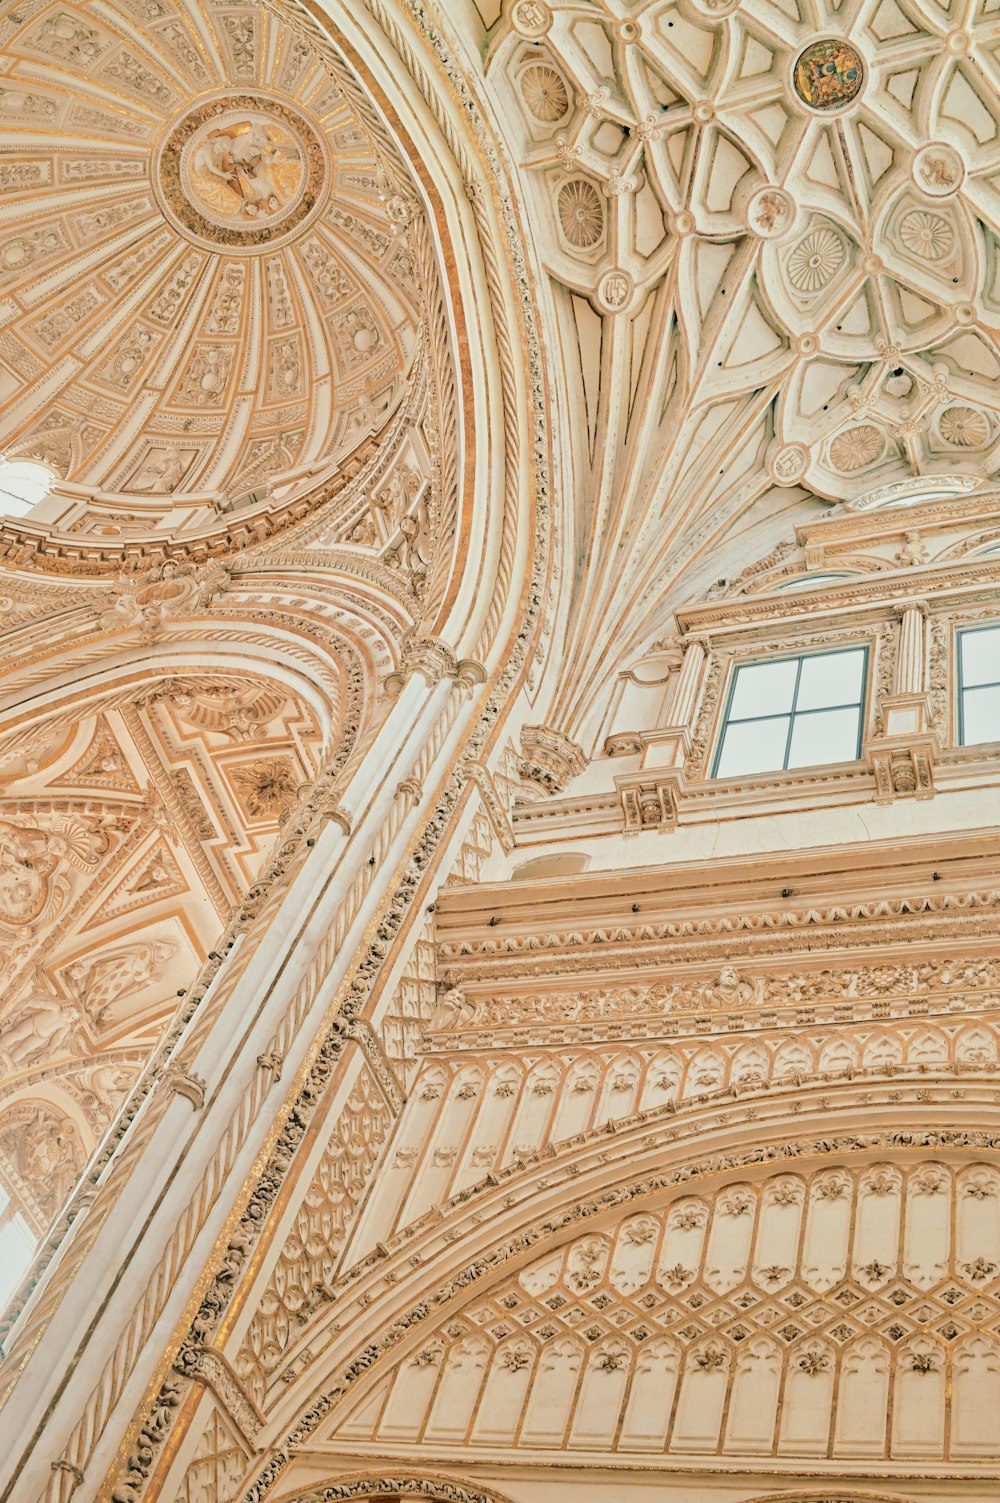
[0, 667, 479, 1503]
[894, 601, 927, 697]
[666, 637, 708, 730]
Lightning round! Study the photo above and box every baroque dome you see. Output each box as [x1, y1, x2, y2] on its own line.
[0, 0, 422, 518]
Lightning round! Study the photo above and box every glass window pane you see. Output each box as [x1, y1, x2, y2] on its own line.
[962, 684, 1000, 746]
[715, 715, 790, 778]
[0, 1216, 35, 1309]
[727, 659, 798, 720]
[787, 706, 861, 768]
[0, 459, 53, 517]
[961, 626, 1000, 690]
[777, 572, 853, 592]
[795, 648, 865, 711]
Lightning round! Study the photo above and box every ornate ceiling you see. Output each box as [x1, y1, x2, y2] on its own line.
[0, 0, 457, 1250]
[0, 0, 422, 516]
[485, 0, 1000, 737]
[0, 664, 330, 1232]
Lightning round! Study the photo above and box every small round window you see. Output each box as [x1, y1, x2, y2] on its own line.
[0, 458, 55, 517]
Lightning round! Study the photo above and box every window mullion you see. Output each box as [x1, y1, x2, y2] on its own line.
[783, 655, 803, 770]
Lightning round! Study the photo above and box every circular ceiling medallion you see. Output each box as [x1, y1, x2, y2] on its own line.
[155, 94, 328, 251]
[792, 39, 865, 112]
[912, 142, 966, 198]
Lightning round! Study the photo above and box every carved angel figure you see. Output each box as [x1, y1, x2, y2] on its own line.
[0, 994, 80, 1068]
[194, 121, 293, 218]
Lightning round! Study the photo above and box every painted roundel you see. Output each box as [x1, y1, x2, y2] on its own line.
[793, 39, 865, 111]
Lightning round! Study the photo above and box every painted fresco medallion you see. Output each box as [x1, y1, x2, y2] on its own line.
[156, 94, 328, 250]
[793, 39, 865, 112]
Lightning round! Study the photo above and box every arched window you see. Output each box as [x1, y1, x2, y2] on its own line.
[0, 458, 54, 518]
[0, 1185, 35, 1309]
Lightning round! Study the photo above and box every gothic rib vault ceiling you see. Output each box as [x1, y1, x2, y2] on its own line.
[488, 0, 1000, 739]
[0, 0, 422, 510]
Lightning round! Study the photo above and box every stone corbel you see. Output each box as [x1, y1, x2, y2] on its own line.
[383, 632, 486, 697]
[603, 732, 643, 757]
[864, 719, 937, 804]
[616, 769, 683, 833]
[165, 1067, 207, 1110]
[517, 724, 587, 798]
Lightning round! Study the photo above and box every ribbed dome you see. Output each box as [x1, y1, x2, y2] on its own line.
[0, 0, 422, 508]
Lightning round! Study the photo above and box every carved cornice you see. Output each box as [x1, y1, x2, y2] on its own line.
[422, 953, 1000, 1040]
[438, 890, 1000, 985]
[676, 558, 1000, 635]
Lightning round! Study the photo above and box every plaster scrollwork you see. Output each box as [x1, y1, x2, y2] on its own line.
[97, 562, 232, 641]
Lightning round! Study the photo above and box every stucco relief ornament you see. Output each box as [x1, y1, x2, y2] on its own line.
[558, 178, 604, 249]
[898, 207, 955, 262]
[940, 405, 989, 447]
[793, 39, 865, 112]
[155, 93, 328, 250]
[830, 424, 884, 473]
[520, 65, 570, 122]
[99, 560, 230, 639]
[745, 185, 796, 240]
[912, 142, 965, 198]
[787, 227, 847, 291]
[768, 441, 809, 485]
[595, 268, 634, 313]
[509, 0, 552, 38]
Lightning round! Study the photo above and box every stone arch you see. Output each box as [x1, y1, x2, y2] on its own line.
[277, 1474, 524, 1503]
[248, 1113, 1000, 1479]
[0, 605, 367, 1250]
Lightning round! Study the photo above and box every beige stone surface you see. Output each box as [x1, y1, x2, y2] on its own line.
[0, 2, 999, 1503]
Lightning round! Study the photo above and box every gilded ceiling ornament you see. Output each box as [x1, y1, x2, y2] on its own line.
[829, 424, 884, 472]
[786, 227, 846, 292]
[520, 64, 570, 122]
[156, 94, 327, 250]
[898, 207, 954, 262]
[557, 178, 604, 249]
[792, 39, 865, 112]
[939, 405, 989, 447]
